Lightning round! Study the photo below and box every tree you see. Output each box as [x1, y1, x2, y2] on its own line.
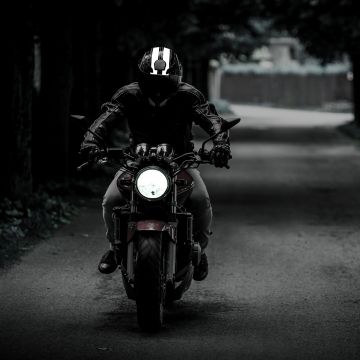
[263, 0, 360, 124]
[107, 0, 268, 95]
[31, 2, 74, 183]
[2, 1, 34, 199]
[2, 0, 269, 201]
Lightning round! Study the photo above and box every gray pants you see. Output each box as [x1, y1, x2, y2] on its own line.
[102, 168, 212, 250]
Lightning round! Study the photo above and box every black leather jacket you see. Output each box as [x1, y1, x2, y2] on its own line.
[80, 81, 229, 155]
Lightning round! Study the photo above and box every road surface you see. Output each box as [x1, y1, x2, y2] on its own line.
[1, 105, 360, 360]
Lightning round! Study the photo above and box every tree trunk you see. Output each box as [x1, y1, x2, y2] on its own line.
[1, 1, 34, 199]
[69, 4, 103, 176]
[71, 4, 103, 119]
[350, 51, 360, 125]
[33, 6, 73, 183]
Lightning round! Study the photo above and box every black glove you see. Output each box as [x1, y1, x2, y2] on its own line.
[80, 146, 102, 163]
[211, 143, 231, 168]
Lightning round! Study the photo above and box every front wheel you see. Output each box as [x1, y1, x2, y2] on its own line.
[135, 232, 164, 332]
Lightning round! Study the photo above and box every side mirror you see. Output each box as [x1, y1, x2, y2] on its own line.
[221, 118, 241, 131]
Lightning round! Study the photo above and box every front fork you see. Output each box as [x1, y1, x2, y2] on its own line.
[113, 177, 196, 285]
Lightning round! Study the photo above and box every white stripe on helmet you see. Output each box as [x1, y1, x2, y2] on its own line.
[150, 47, 160, 75]
[150, 46, 171, 75]
[162, 47, 171, 75]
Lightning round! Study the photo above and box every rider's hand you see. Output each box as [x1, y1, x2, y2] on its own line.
[80, 146, 102, 163]
[211, 143, 231, 168]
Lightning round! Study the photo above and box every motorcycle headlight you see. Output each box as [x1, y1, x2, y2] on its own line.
[135, 167, 171, 200]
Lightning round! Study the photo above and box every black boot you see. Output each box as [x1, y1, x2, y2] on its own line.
[98, 250, 117, 274]
[193, 253, 208, 281]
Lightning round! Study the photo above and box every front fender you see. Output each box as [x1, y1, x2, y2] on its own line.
[136, 220, 167, 232]
[127, 220, 177, 243]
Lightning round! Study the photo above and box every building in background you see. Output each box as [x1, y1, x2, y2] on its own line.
[209, 37, 352, 111]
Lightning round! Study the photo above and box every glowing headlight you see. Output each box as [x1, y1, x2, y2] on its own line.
[135, 168, 170, 200]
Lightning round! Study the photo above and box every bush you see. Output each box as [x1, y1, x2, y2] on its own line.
[0, 187, 78, 267]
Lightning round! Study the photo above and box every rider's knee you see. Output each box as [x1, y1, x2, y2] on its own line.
[190, 194, 212, 213]
[102, 193, 120, 210]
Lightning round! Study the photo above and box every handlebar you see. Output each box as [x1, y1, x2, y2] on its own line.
[77, 147, 135, 172]
[77, 116, 239, 172]
[77, 147, 228, 172]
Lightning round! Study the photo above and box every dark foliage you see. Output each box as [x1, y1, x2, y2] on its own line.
[0, 189, 76, 267]
[4, 0, 359, 261]
[0, 176, 109, 267]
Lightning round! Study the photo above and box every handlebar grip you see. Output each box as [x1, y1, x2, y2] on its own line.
[97, 158, 111, 166]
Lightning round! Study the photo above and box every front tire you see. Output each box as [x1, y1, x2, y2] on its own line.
[135, 232, 164, 332]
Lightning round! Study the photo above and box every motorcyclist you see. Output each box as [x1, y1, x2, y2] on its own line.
[80, 46, 231, 281]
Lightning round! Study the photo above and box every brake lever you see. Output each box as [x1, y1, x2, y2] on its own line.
[198, 148, 211, 161]
[77, 162, 90, 172]
[77, 156, 111, 172]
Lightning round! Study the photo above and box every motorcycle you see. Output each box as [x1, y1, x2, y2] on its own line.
[78, 117, 240, 331]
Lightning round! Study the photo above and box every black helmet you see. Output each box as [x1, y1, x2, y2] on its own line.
[138, 46, 182, 104]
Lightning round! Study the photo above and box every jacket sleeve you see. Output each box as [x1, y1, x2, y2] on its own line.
[191, 88, 229, 145]
[80, 99, 125, 152]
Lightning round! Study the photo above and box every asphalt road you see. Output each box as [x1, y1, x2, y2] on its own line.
[1, 105, 360, 360]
